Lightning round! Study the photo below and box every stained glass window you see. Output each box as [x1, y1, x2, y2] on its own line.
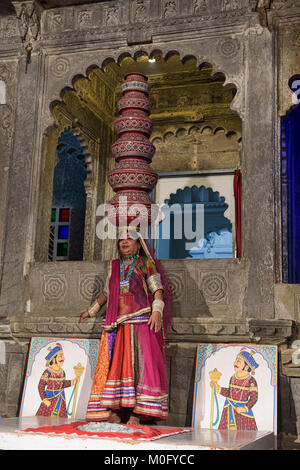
[48, 130, 87, 261]
[49, 207, 71, 261]
[58, 225, 69, 239]
[59, 208, 70, 222]
[57, 242, 68, 257]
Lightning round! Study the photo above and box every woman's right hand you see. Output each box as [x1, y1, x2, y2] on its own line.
[78, 310, 89, 323]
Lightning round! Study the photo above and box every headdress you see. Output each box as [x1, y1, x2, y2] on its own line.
[238, 348, 259, 374]
[45, 343, 62, 361]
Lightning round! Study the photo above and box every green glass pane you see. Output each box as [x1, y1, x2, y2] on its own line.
[57, 242, 68, 257]
[51, 208, 56, 222]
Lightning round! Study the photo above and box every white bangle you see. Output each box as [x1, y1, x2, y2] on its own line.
[152, 299, 165, 316]
[88, 300, 100, 317]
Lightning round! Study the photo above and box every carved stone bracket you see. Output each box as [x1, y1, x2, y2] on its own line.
[11, 1, 41, 73]
[0, 104, 13, 140]
[0, 64, 13, 83]
[0, 63, 16, 144]
[7, 315, 295, 344]
[12, 1, 40, 42]
[9, 314, 102, 340]
[38, 0, 266, 44]
[248, 318, 295, 342]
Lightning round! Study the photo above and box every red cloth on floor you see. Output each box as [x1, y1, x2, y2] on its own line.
[21, 421, 190, 441]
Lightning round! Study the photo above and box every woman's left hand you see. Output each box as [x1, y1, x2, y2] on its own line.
[148, 311, 162, 332]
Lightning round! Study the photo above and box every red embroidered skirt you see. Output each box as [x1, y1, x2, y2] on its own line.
[86, 322, 169, 421]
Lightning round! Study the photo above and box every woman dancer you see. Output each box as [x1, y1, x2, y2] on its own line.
[79, 228, 172, 425]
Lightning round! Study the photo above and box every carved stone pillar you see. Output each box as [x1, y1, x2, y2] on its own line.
[0, 53, 42, 316]
[242, 25, 275, 319]
[0, 62, 17, 275]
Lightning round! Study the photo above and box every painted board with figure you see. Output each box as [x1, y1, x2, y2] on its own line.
[192, 344, 278, 434]
[20, 337, 100, 419]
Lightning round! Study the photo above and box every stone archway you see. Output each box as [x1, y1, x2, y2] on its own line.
[36, 48, 242, 263]
[151, 124, 242, 172]
[35, 110, 101, 263]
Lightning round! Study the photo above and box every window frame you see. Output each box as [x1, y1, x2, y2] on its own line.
[152, 169, 237, 259]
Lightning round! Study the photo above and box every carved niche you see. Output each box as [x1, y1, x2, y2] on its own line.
[0, 63, 16, 146]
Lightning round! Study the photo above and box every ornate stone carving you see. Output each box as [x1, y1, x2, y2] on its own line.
[135, 2, 147, 23]
[51, 13, 64, 28]
[222, 0, 241, 10]
[201, 273, 228, 303]
[50, 57, 70, 78]
[0, 17, 19, 39]
[12, 1, 40, 41]
[78, 10, 93, 27]
[150, 123, 241, 172]
[164, 1, 177, 18]
[217, 37, 241, 58]
[284, 24, 300, 50]
[194, 0, 208, 14]
[0, 105, 13, 139]
[0, 65, 12, 83]
[165, 271, 185, 303]
[295, 32, 300, 47]
[271, 0, 300, 9]
[37, 0, 269, 44]
[42, 274, 66, 301]
[79, 274, 105, 302]
[106, 6, 119, 26]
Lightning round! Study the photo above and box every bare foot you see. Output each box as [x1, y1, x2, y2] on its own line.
[127, 414, 140, 425]
[107, 411, 121, 423]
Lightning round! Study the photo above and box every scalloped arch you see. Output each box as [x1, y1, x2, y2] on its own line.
[49, 47, 241, 121]
[52, 126, 93, 180]
[151, 124, 241, 143]
[48, 47, 242, 184]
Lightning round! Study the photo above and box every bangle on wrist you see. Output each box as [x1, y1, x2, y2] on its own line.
[88, 300, 101, 317]
[152, 299, 165, 316]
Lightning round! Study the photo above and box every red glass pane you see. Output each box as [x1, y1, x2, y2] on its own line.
[59, 208, 70, 222]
